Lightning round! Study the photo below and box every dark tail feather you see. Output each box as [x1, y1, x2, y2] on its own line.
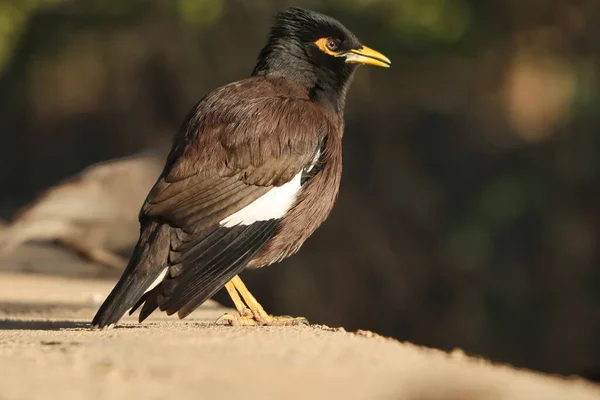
[136, 220, 278, 321]
[168, 220, 278, 318]
[91, 221, 170, 328]
[128, 285, 160, 323]
[140, 291, 161, 322]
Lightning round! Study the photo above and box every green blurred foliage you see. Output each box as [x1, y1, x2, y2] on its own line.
[176, 0, 224, 29]
[0, 0, 67, 71]
[0, 0, 599, 378]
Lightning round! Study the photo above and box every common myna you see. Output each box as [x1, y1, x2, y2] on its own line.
[0, 150, 165, 269]
[92, 7, 390, 328]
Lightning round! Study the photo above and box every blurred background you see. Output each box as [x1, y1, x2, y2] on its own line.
[0, 0, 598, 378]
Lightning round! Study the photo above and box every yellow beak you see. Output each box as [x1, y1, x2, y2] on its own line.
[343, 45, 391, 68]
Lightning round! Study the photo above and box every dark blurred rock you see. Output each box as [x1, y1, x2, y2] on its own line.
[0, 149, 167, 269]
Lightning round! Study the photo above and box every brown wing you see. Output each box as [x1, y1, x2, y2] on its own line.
[91, 77, 328, 328]
[143, 79, 323, 232]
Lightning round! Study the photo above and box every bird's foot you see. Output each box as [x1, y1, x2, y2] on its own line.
[217, 275, 309, 326]
[215, 313, 308, 326]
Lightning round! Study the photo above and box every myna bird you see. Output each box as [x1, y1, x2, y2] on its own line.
[91, 7, 390, 328]
[0, 150, 165, 269]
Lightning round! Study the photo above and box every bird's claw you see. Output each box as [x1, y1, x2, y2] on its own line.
[216, 313, 260, 326]
[215, 313, 309, 326]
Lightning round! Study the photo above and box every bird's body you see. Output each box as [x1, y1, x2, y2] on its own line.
[92, 7, 389, 328]
[166, 75, 344, 269]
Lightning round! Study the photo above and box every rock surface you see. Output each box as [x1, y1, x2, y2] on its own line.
[0, 246, 599, 399]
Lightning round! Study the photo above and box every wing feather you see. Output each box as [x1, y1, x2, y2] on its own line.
[91, 77, 330, 327]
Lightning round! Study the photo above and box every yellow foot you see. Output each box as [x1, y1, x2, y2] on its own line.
[215, 313, 309, 326]
[218, 275, 309, 327]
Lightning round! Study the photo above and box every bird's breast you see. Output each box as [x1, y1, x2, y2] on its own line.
[247, 134, 343, 268]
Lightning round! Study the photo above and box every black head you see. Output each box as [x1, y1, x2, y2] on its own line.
[252, 7, 390, 112]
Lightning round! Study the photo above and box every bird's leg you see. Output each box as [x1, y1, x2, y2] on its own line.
[216, 275, 308, 326]
[223, 280, 253, 318]
[216, 279, 257, 326]
[230, 275, 271, 323]
[232, 275, 309, 325]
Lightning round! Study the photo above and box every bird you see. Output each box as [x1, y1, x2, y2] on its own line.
[91, 7, 390, 328]
[0, 149, 166, 269]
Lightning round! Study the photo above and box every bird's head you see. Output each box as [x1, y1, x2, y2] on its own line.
[253, 7, 390, 111]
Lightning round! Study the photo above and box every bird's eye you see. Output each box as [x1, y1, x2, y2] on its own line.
[314, 37, 341, 55]
[326, 39, 339, 51]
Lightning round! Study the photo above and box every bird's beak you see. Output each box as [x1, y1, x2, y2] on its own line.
[342, 45, 391, 68]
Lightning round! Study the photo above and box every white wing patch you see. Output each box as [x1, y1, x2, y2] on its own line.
[145, 268, 168, 294]
[220, 171, 302, 227]
[304, 148, 321, 174]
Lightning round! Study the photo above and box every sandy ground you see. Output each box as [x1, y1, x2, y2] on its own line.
[1, 245, 599, 400]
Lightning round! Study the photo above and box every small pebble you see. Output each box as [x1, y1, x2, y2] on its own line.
[355, 329, 376, 338]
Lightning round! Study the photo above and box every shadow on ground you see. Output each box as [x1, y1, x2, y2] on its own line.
[0, 319, 89, 330]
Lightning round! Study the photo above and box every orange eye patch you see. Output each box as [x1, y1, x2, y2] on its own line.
[314, 38, 341, 56]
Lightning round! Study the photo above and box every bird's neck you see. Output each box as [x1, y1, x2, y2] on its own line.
[252, 70, 354, 115]
[252, 44, 355, 114]
[252, 41, 317, 87]
[308, 71, 354, 114]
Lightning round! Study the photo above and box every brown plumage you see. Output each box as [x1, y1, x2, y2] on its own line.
[92, 7, 390, 328]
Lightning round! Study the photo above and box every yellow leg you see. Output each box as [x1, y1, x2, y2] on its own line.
[224, 281, 252, 317]
[230, 275, 269, 321]
[216, 275, 308, 326]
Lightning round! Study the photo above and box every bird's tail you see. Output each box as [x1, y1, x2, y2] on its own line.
[91, 221, 170, 329]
